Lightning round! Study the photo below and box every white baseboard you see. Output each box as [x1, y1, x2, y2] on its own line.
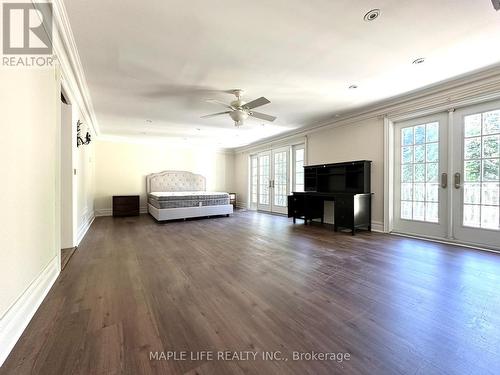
[371, 221, 385, 233]
[94, 208, 112, 217]
[76, 210, 95, 245]
[235, 201, 247, 209]
[390, 232, 500, 254]
[95, 206, 148, 217]
[0, 256, 59, 367]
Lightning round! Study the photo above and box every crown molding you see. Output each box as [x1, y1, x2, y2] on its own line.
[49, 0, 100, 135]
[234, 63, 500, 154]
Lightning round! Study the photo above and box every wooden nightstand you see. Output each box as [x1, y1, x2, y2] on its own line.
[229, 193, 236, 206]
[113, 195, 140, 217]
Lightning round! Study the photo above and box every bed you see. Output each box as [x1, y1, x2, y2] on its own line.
[146, 170, 233, 221]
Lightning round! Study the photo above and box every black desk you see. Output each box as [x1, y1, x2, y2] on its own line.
[288, 192, 372, 235]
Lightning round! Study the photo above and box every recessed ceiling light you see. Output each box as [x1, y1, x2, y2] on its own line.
[349, 84, 358, 89]
[364, 9, 380, 22]
[412, 57, 425, 65]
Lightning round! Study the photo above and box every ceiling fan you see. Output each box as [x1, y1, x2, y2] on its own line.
[201, 89, 276, 126]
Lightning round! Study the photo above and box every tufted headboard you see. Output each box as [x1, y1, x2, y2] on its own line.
[146, 170, 206, 193]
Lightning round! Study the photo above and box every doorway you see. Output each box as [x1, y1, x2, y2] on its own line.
[392, 102, 500, 250]
[60, 89, 76, 268]
[254, 147, 290, 214]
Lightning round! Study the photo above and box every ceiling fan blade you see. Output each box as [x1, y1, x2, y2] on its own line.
[201, 111, 231, 119]
[206, 99, 236, 110]
[244, 96, 270, 110]
[249, 111, 277, 122]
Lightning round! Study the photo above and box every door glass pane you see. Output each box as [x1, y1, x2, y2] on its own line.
[258, 155, 269, 205]
[251, 157, 258, 204]
[274, 151, 287, 206]
[400, 121, 440, 222]
[462, 111, 500, 230]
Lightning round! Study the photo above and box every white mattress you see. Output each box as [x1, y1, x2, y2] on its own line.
[149, 191, 228, 198]
[148, 191, 230, 209]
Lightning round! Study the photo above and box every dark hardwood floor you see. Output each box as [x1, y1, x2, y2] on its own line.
[60, 247, 76, 270]
[2, 211, 500, 375]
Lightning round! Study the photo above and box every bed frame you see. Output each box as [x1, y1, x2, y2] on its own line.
[146, 170, 233, 221]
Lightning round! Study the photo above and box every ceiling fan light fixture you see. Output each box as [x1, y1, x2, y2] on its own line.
[229, 109, 249, 123]
[364, 9, 380, 22]
[202, 89, 276, 126]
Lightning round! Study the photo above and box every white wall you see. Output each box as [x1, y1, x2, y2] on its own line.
[60, 102, 74, 249]
[307, 118, 384, 226]
[94, 139, 234, 214]
[233, 151, 250, 208]
[0, 68, 59, 318]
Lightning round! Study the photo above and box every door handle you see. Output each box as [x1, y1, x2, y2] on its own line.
[454, 172, 461, 189]
[441, 173, 448, 188]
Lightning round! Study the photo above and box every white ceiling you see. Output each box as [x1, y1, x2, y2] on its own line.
[65, 0, 500, 148]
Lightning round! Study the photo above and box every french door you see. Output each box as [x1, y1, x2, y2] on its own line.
[256, 147, 290, 214]
[393, 104, 500, 250]
[393, 113, 449, 238]
[452, 102, 500, 249]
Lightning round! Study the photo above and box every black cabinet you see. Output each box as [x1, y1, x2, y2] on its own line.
[304, 160, 371, 193]
[288, 195, 323, 224]
[333, 193, 371, 233]
[288, 160, 372, 235]
[113, 195, 140, 217]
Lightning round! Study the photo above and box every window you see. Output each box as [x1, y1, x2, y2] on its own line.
[293, 145, 305, 192]
[250, 155, 258, 206]
[258, 154, 270, 205]
[400, 122, 440, 223]
[273, 151, 288, 206]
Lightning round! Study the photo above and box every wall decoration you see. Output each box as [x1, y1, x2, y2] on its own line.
[76, 120, 91, 147]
